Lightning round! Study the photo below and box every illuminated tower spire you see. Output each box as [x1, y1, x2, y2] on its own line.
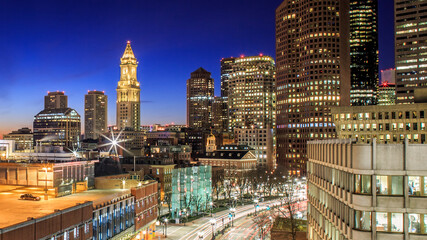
[116, 41, 141, 131]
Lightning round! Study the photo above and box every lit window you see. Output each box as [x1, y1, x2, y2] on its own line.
[376, 212, 403, 232]
[355, 211, 371, 231]
[376, 176, 403, 195]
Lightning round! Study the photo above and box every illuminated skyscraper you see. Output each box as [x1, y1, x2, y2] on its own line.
[116, 41, 141, 131]
[395, 0, 427, 104]
[186, 67, 214, 130]
[34, 92, 81, 148]
[85, 90, 107, 139]
[45, 91, 68, 109]
[212, 96, 228, 133]
[275, 0, 350, 175]
[222, 55, 276, 131]
[220, 57, 234, 97]
[377, 82, 396, 106]
[349, 0, 379, 106]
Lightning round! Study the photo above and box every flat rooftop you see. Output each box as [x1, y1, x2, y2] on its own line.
[0, 185, 130, 228]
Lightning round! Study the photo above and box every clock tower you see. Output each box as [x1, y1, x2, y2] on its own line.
[116, 41, 141, 131]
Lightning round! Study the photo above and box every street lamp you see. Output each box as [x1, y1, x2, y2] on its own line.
[229, 207, 235, 227]
[210, 218, 216, 239]
[254, 199, 259, 215]
[209, 202, 213, 217]
[164, 218, 168, 237]
[183, 209, 187, 226]
[42, 167, 51, 200]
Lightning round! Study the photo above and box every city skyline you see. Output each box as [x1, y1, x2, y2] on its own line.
[0, 0, 394, 137]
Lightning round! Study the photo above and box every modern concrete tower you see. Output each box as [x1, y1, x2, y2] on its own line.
[275, 0, 350, 175]
[116, 41, 141, 131]
[84, 90, 107, 139]
[395, 0, 427, 104]
[45, 91, 68, 109]
[186, 67, 214, 130]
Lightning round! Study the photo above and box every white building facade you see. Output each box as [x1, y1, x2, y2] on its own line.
[307, 139, 427, 240]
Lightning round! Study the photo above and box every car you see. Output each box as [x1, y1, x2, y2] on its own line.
[20, 193, 41, 201]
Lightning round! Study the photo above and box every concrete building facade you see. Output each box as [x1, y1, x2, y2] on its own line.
[307, 139, 427, 240]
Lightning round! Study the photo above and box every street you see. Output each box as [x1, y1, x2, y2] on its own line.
[155, 198, 307, 240]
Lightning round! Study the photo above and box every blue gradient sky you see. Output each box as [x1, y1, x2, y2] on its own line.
[0, 0, 394, 136]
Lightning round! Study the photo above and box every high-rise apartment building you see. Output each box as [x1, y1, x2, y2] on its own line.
[221, 55, 276, 131]
[84, 90, 107, 139]
[275, 0, 350, 175]
[395, 0, 427, 104]
[349, 0, 379, 106]
[44, 91, 68, 109]
[117, 41, 141, 131]
[186, 67, 214, 130]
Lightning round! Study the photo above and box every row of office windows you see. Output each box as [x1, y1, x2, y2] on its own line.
[336, 110, 425, 121]
[308, 203, 347, 240]
[309, 162, 427, 197]
[355, 175, 427, 196]
[340, 122, 426, 132]
[355, 211, 427, 234]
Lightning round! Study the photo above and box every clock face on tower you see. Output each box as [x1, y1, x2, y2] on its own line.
[116, 41, 141, 131]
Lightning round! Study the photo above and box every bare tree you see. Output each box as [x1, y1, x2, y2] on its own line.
[251, 210, 273, 240]
[212, 167, 225, 201]
[193, 194, 205, 215]
[164, 191, 172, 216]
[274, 177, 301, 240]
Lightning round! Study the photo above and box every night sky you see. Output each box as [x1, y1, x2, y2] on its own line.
[0, 0, 394, 136]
